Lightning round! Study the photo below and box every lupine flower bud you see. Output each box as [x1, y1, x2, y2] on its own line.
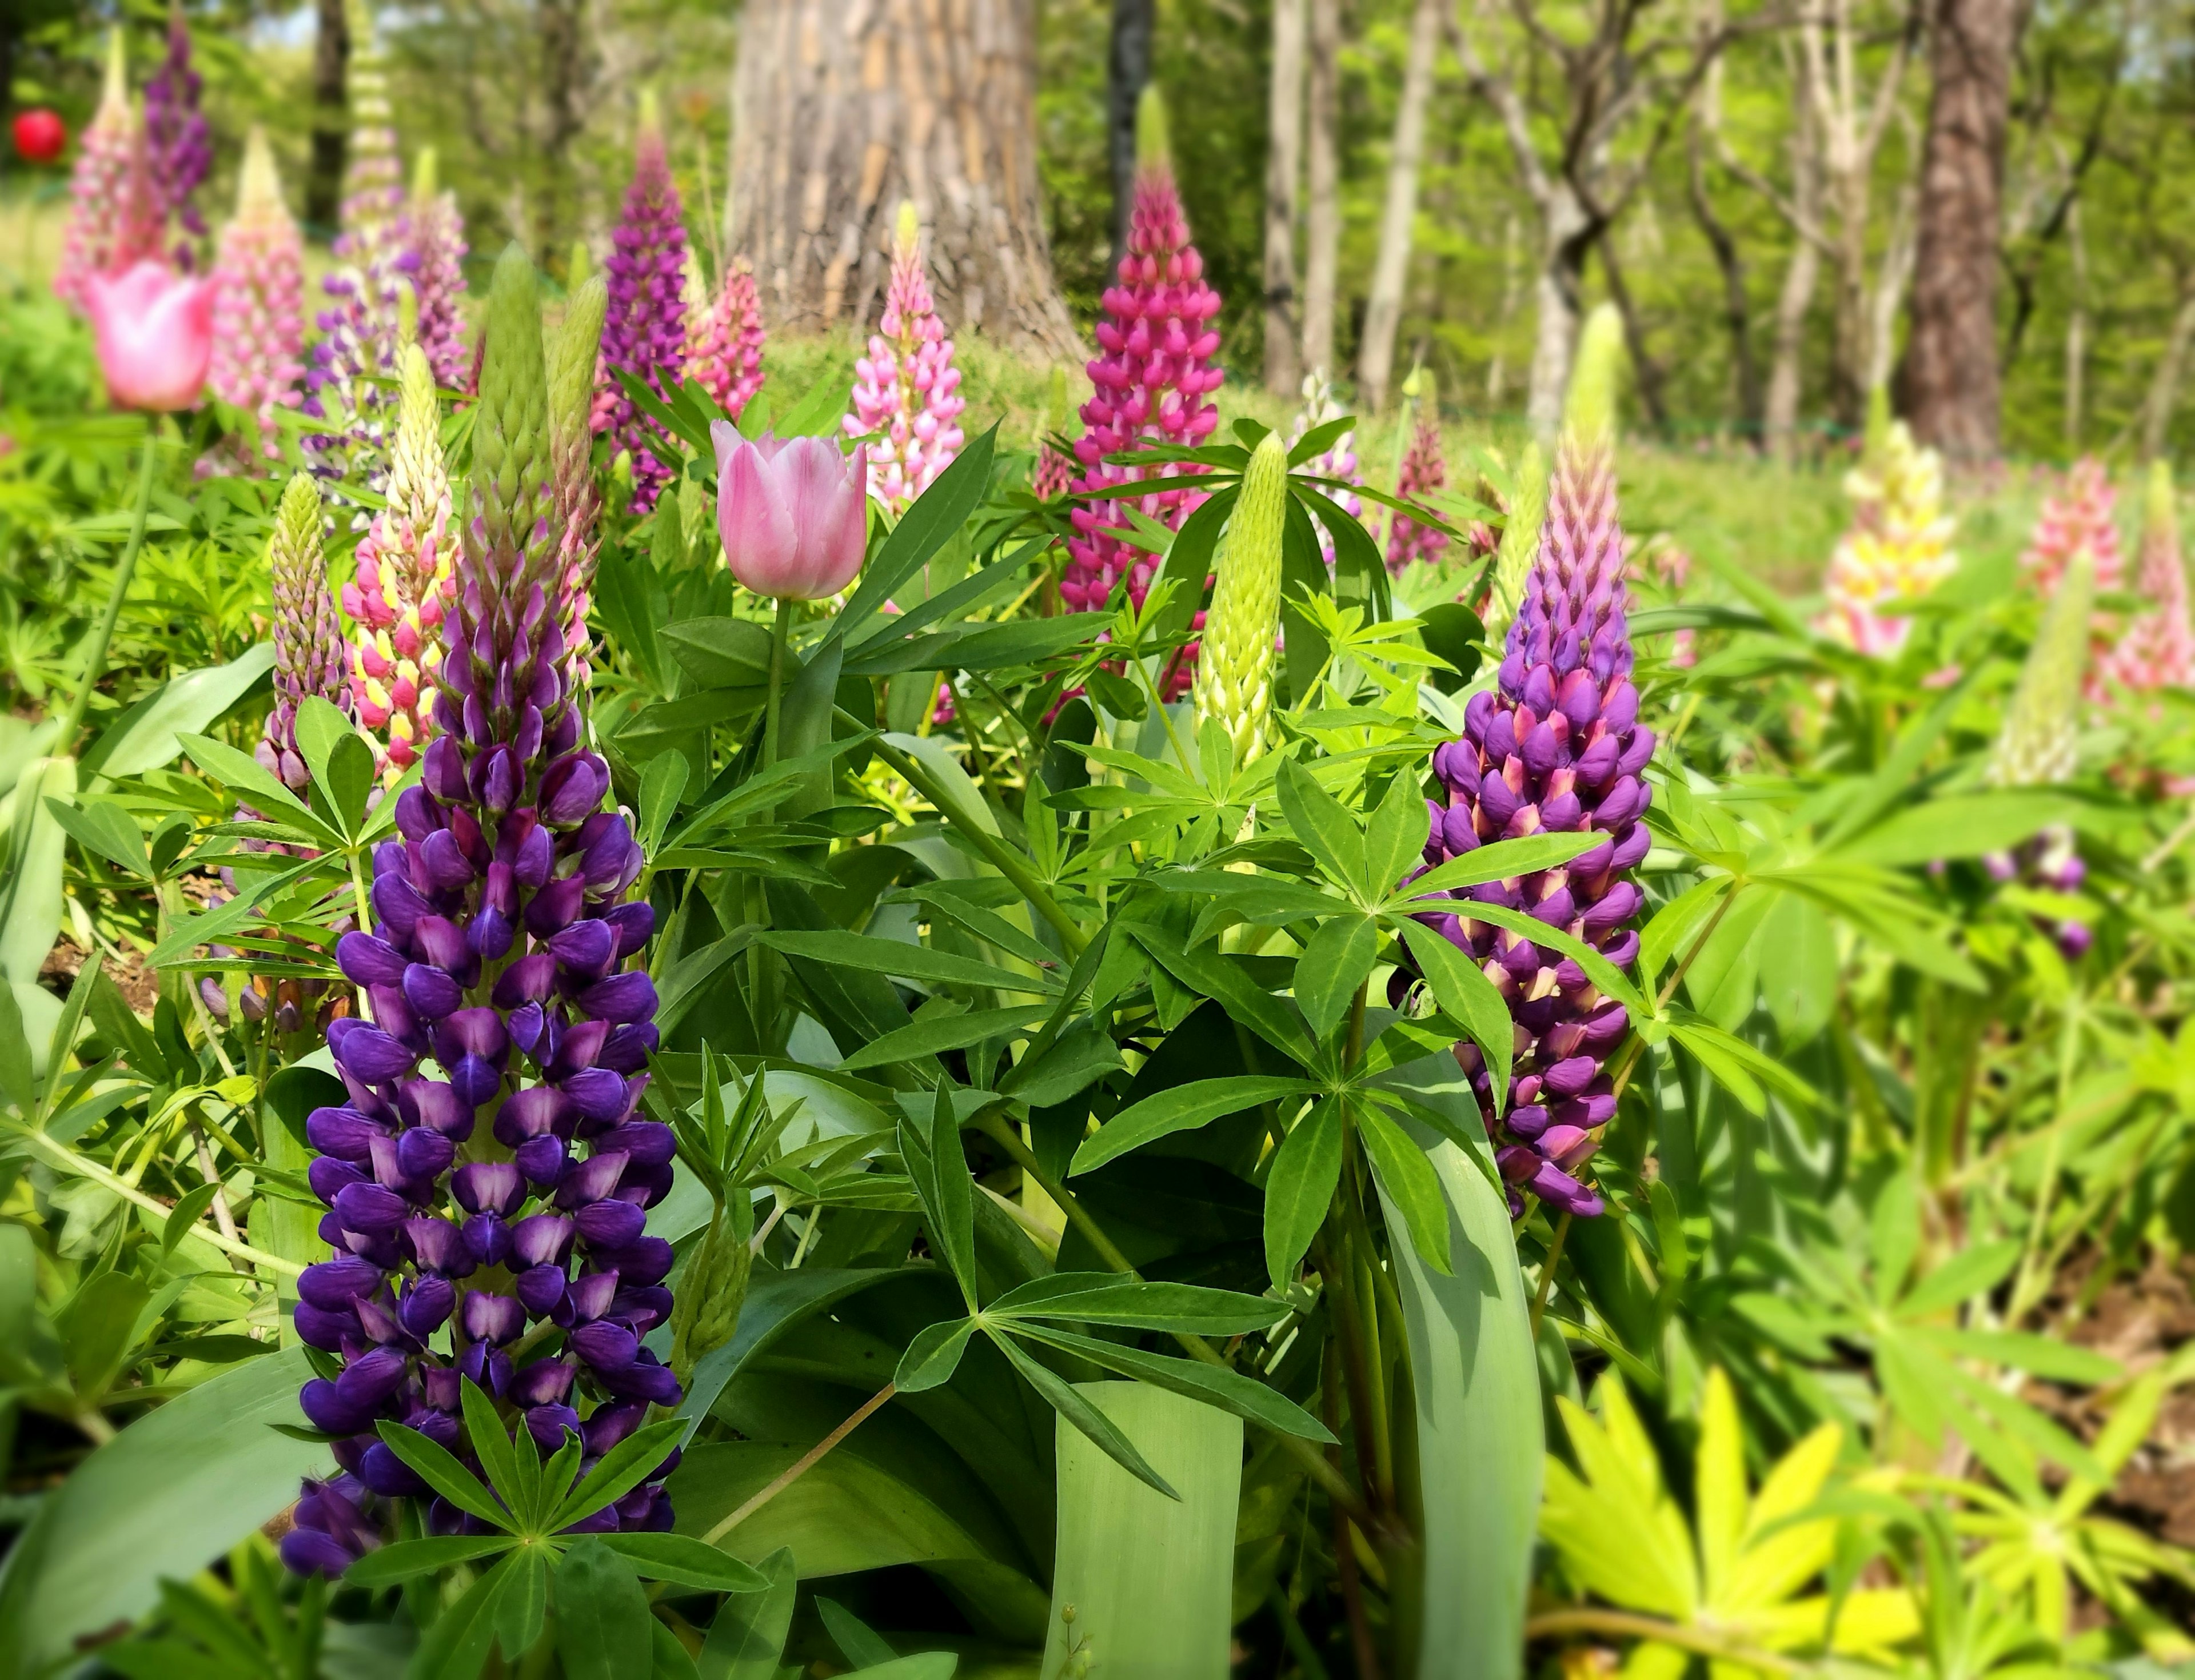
[1990, 546, 2094, 792]
[283, 246, 675, 1578]
[54, 34, 165, 316]
[210, 128, 306, 464]
[1192, 433, 1289, 763]
[2021, 457, 2121, 705]
[1480, 441, 1548, 646]
[143, 3, 210, 249]
[1033, 364, 1075, 501]
[685, 254, 767, 424]
[346, 346, 457, 776]
[592, 93, 688, 514]
[2103, 461, 2193, 693]
[1290, 369, 1363, 566]
[1061, 86, 1224, 699]
[1410, 305, 1649, 1220]
[845, 201, 966, 515]
[1385, 373, 1448, 574]
[260, 472, 348, 791]
[548, 274, 610, 686]
[1822, 413, 1955, 656]
[396, 150, 470, 392]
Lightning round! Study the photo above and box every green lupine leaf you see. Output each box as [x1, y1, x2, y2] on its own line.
[1263, 1099, 1344, 1289]
[1071, 1076, 1316, 1175]
[985, 1273, 1289, 1335]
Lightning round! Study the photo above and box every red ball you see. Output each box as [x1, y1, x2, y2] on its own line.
[12, 108, 66, 165]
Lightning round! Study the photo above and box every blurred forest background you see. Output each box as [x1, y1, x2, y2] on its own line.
[0, 0, 2184, 465]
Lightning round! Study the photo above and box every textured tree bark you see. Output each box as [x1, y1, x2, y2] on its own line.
[2064, 194, 2088, 449]
[2140, 272, 2195, 463]
[1108, 0, 1155, 269]
[1300, 0, 1342, 381]
[1761, 48, 1820, 461]
[1355, 0, 1443, 413]
[728, 0, 1081, 360]
[1903, 0, 2017, 463]
[1263, 0, 1306, 396]
[306, 0, 350, 232]
[535, 0, 589, 268]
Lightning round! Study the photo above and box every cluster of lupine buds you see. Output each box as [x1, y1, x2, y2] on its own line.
[1290, 370, 1362, 566]
[281, 248, 677, 1576]
[54, 33, 165, 317]
[143, 3, 210, 252]
[1191, 432, 1288, 764]
[684, 254, 767, 424]
[592, 94, 689, 514]
[2021, 457, 2121, 706]
[1480, 442, 1548, 647]
[345, 345, 458, 777]
[2103, 462, 2194, 694]
[1410, 307, 1646, 1220]
[209, 128, 306, 464]
[258, 470, 350, 795]
[845, 202, 966, 515]
[1061, 87, 1224, 671]
[1821, 414, 1956, 657]
[1386, 378, 1448, 574]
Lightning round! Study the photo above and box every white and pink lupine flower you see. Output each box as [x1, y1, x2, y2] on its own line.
[685, 253, 767, 424]
[1821, 419, 1956, 657]
[2021, 456, 2124, 705]
[209, 127, 305, 464]
[845, 201, 965, 515]
[2104, 461, 2195, 695]
[54, 33, 165, 316]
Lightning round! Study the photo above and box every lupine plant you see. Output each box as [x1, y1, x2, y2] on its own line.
[53, 32, 163, 316]
[208, 126, 306, 465]
[845, 201, 966, 516]
[593, 93, 689, 514]
[142, 2, 210, 254]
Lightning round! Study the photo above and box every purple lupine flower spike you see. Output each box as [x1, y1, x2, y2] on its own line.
[282, 246, 670, 1581]
[143, 2, 211, 250]
[591, 92, 688, 514]
[1414, 305, 1645, 1222]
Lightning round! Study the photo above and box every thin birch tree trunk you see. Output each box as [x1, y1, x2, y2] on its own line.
[728, 0, 1080, 358]
[2141, 272, 2195, 463]
[1301, 0, 1342, 381]
[1525, 187, 1590, 436]
[1355, 0, 1444, 412]
[306, 0, 350, 230]
[1264, 0, 1306, 396]
[2065, 194, 2088, 450]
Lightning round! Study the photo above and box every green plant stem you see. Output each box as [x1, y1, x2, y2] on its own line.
[971, 1109, 1378, 1530]
[2, 1120, 304, 1275]
[857, 721, 1087, 955]
[761, 593, 794, 775]
[1266, 1585, 1333, 1680]
[54, 422, 159, 756]
[1318, 1232, 1386, 1516]
[1522, 1609, 1798, 1673]
[699, 1382, 896, 1546]
[1605, 877, 1745, 1101]
[1529, 1210, 1571, 1342]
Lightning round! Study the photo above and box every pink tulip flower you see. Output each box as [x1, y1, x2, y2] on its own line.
[711, 420, 868, 600]
[85, 260, 215, 412]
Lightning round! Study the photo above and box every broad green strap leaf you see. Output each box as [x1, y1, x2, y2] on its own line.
[79, 643, 276, 781]
[992, 1332, 1175, 1499]
[760, 930, 1060, 996]
[1071, 1075, 1316, 1175]
[1263, 1099, 1344, 1290]
[1007, 1322, 1334, 1443]
[1355, 1099, 1453, 1275]
[985, 1273, 1289, 1335]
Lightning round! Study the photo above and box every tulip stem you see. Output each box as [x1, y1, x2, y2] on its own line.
[55, 422, 159, 757]
[761, 594, 794, 777]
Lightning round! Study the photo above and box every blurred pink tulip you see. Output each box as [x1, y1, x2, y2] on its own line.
[85, 260, 215, 412]
[711, 420, 868, 600]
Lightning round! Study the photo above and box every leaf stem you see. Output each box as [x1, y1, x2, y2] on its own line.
[699, 1382, 896, 1547]
[1529, 1210, 1571, 1342]
[761, 593, 794, 777]
[1522, 1608, 1799, 1673]
[54, 421, 159, 756]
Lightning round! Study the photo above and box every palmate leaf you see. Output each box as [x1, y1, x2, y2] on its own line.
[1130, 928, 1316, 1067]
[1398, 920, 1516, 1117]
[548, 1418, 686, 1533]
[1005, 1320, 1335, 1443]
[372, 1418, 512, 1531]
[992, 1331, 1176, 1498]
[1070, 1075, 1317, 1175]
[837, 1004, 1052, 1072]
[984, 1273, 1289, 1335]
[893, 1315, 978, 1392]
[759, 929, 1061, 996]
[1263, 1099, 1344, 1289]
[342, 1534, 511, 1587]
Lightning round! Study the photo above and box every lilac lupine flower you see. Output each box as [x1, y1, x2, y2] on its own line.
[396, 150, 470, 392]
[209, 127, 306, 466]
[281, 248, 671, 1579]
[592, 94, 688, 514]
[1411, 306, 1647, 1220]
[143, 2, 211, 251]
[844, 201, 966, 515]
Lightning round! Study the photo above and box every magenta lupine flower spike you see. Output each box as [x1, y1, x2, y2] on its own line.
[210, 127, 306, 465]
[685, 252, 767, 424]
[143, 2, 210, 252]
[845, 201, 966, 515]
[258, 472, 350, 792]
[592, 92, 689, 514]
[2104, 461, 2193, 694]
[2021, 456, 2123, 705]
[54, 34, 165, 315]
[281, 248, 673, 1579]
[396, 150, 470, 392]
[346, 345, 457, 778]
[1386, 375, 1448, 574]
[1411, 306, 1648, 1221]
[1061, 87, 1224, 640]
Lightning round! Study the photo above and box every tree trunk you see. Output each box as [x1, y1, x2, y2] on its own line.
[1524, 186, 1591, 436]
[1108, 0, 1155, 270]
[1300, 0, 1342, 381]
[1263, 0, 1306, 396]
[728, 0, 1080, 358]
[1864, 162, 1919, 396]
[2064, 194, 2088, 450]
[1762, 53, 1821, 462]
[536, 0, 588, 268]
[1903, 0, 2017, 464]
[1686, 93, 1758, 437]
[1355, 0, 1443, 412]
[2140, 273, 2195, 463]
[306, 0, 350, 232]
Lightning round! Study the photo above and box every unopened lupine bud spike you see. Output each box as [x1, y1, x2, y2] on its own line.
[1482, 441, 1549, 645]
[1990, 548, 2094, 790]
[1407, 373, 1649, 1221]
[844, 200, 965, 515]
[1562, 304, 1627, 454]
[210, 127, 307, 465]
[1062, 86, 1224, 697]
[1192, 432, 1290, 764]
[260, 473, 348, 793]
[2102, 461, 2194, 693]
[285, 268, 663, 1579]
